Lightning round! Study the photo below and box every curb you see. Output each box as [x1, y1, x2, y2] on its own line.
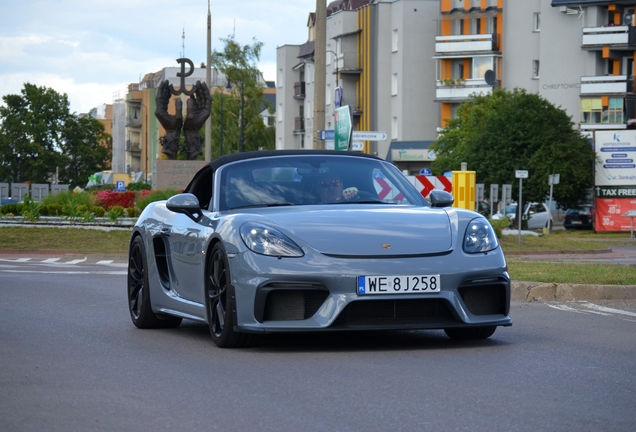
[511, 281, 636, 302]
[505, 249, 612, 255]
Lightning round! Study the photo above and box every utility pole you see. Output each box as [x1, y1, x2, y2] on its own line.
[205, 0, 212, 161]
[313, 0, 326, 150]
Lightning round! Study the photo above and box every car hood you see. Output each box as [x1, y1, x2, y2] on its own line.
[261, 206, 453, 256]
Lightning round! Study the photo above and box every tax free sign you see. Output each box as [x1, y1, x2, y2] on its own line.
[334, 105, 353, 151]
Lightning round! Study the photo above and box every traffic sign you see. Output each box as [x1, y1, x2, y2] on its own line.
[420, 168, 432, 176]
[515, 170, 528, 179]
[319, 130, 335, 141]
[334, 105, 353, 151]
[351, 131, 387, 141]
[334, 87, 343, 108]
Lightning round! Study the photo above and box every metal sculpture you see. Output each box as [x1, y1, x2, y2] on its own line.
[155, 58, 212, 160]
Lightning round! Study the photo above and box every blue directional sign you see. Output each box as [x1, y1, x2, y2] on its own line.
[319, 130, 335, 141]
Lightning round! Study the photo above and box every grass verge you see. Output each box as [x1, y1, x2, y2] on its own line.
[508, 261, 636, 285]
[0, 226, 130, 251]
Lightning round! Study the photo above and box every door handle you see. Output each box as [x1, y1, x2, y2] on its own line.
[161, 227, 171, 236]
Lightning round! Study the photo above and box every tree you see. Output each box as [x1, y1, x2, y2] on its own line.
[58, 115, 111, 186]
[0, 83, 111, 187]
[430, 88, 596, 210]
[0, 83, 69, 184]
[208, 35, 275, 156]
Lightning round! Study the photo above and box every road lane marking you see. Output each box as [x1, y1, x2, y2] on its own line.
[96, 260, 114, 264]
[0, 258, 31, 263]
[0, 269, 126, 275]
[578, 301, 636, 318]
[41, 258, 61, 263]
[63, 258, 87, 264]
[545, 303, 610, 316]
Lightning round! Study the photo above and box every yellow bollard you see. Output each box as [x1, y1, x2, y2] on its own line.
[451, 170, 476, 211]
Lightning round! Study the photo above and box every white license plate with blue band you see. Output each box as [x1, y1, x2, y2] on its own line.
[357, 275, 441, 295]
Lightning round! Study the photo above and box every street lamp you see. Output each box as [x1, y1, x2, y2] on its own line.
[219, 79, 232, 156]
[226, 67, 246, 153]
[326, 50, 339, 88]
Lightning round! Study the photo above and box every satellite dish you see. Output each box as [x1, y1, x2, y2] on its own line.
[624, 13, 633, 26]
[484, 70, 496, 86]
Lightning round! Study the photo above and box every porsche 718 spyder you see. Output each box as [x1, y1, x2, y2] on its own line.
[127, 150, 512, 347]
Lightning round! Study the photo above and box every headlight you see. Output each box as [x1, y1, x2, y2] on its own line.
[240, 223, 304, 257]
[463, 217, 498, 254]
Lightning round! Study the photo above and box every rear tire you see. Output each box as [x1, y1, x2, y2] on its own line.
[206, 243, 254, 348]
[444, 326, 496, 340]
[127, 236, 182, 329]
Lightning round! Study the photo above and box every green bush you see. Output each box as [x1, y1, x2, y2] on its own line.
[136, 189, 180, 212]
[489, 217, 511, 239]
[108, 205, 125, 221]
[126, 182, 152, 191]
[125, 207, 141, 218]
[93, 206, 105, 217]
[0, 203, 23, 216]
[40, 204, 63, 216]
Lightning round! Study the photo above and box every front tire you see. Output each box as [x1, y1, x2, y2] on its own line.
[444, 326, 496, 340]
[128, 236, 182, 329]
[206, 243, 254, 348]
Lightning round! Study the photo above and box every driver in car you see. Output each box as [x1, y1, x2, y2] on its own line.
[315, 174, 359, 203]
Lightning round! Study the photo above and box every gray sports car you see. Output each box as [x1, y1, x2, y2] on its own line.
[127, 150, 512, 347]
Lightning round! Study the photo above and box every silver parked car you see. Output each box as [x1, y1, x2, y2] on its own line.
[127, 151, 512, 347]
[492, 202, 553, 230]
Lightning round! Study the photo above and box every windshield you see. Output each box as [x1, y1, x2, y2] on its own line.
[218, 155, 427, 210]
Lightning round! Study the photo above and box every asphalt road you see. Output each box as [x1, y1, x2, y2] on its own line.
[1, 259, 636, 431]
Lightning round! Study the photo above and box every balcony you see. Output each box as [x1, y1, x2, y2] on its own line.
[294, 117, 305, 134]
[294, 82, 305, 100]
[126, 140, 141, 152]
[435, 34, 497, 55]
[580, 75, 632, 95]
[126, 117, 142, 128]
[582, 26, 636, 50]
[435, 79, 493, 101]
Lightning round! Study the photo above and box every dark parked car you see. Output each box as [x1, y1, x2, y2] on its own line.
[563, 205, 594, 230]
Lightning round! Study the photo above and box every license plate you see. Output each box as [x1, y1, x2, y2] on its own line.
[357, 275, 441, 295]
[572, 221, 582, 225]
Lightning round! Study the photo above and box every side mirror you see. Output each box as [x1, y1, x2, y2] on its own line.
[429, 190, 454, 208]
[167, 193, 203, 222]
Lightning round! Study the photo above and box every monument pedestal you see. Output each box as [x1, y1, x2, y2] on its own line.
[155, 160, 207, 191]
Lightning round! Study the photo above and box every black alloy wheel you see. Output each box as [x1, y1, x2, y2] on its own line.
[206, 243, 254, 348]
[128, 236, 182, 329]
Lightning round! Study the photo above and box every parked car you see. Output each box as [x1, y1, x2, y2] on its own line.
[563, 204, 594, 230]
[492, 202, 553, 230]
[127, 150, 512, 347]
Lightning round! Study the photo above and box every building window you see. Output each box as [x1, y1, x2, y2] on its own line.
[487, 16, 497, 34]
[392, 73, 398, 96]
[326, 84, 331, 106]
[605, 98, 624, 124]
[277, 103, 283, 122]
[472, 56, 493, 80]
[392, 29, 398, 52]
[533, 13, 541, 32]
[582, 97, 626, 124]
[392, 117, 398, 140]
[278, 68, 283, 88]
[581, 99, 602, 123]
[532, 60, 540, 79]
[471, 18, 481, 35]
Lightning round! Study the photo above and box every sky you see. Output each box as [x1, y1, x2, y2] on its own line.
[0, 0, 315, 114]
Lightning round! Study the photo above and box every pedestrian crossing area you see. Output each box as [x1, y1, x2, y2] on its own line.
[0, 256, 127, 267]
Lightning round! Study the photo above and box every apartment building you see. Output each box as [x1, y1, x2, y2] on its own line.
[276, 0, 440, 174]
[278, 0, 636, 167]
